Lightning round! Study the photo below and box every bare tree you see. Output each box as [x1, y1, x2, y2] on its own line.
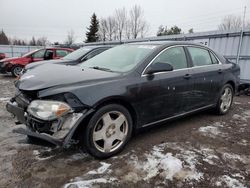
[106, 16, 116, 41]
[124, 19, 131, 39]
[129, 5, 148, 39]
[37, 37, 48, 46]
[65, 30, 75, 45]
[218, 15, 242, 30]
[98, 18, 108, 41]
[115, 7, 127, 41]
[139, 21, 149, 38]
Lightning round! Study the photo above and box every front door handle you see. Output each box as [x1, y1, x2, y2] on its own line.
[184, 74, 192, 79]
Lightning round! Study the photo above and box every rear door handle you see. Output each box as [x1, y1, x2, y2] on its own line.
[218, 69, 223, 74]
[184, 74, 192, 79]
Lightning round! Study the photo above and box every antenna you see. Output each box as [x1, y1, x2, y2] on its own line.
[242, 6, 246, 30]
[236, 6, 246, 64]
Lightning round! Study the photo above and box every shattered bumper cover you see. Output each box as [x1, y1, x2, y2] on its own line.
[6, 100, 93, 147]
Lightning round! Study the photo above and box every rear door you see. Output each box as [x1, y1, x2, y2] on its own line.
[186, 46, 223, 109]
[138, 46, 193, 125]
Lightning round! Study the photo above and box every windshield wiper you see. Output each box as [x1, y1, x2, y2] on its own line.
[90, 66, 113, 72]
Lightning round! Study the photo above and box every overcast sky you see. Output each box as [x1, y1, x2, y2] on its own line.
[0, 0, 249, 43]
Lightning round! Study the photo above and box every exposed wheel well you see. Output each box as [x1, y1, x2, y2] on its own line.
[72, 98, 138, 141]
[226, 81, 235, 93]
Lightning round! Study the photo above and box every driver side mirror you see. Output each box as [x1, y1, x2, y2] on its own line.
[145, 62, 173, 75]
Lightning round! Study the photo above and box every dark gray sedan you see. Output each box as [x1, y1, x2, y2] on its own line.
[7, 41, 240, 158]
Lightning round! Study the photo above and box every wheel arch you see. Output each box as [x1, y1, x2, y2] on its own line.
[72, 96, 138, 141]
[93, 96, 138, 129]
[225, 80, 235, 93]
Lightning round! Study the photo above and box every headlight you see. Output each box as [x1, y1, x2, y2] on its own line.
[27, 100, 72, 121]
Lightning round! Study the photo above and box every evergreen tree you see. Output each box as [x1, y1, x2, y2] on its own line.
[0, 30, 9, 44]
[85, 13, 99, 42]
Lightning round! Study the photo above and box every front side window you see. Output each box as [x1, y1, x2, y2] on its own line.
[151, 47, 187, 70]
[56, 50, 69, 57]
[32, 49, 46, 58]
[82, 45, 157, 73]
[187, 47, 212, 66]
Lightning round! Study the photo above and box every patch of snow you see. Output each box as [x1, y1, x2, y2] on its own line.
[222, 153, 246, 164]
[201, 149, 219, 165]
[87, 162, 111, 175]
[69, 153, 88, 161]
[33, 148, 54, 161]
[234, 102, 241, 105]
[239, 139, 248, 146]
[142, 148, 183, 180]
[198, 122, 224, 137]
[64, 178, 112, 188]
[243, 110, 250, 117]
[0, 97, 10, 102]
[216, 175, 247, 188]
[232, 173, 245, 180]
[130, 144, 203, 182]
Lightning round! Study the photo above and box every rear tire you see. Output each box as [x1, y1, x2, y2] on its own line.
[81, 104, 133, 159]
[214, 84, 234, 115]
[11, 65, 23, 77]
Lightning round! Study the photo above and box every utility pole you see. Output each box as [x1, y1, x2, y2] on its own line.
[236, 6, 246, 64]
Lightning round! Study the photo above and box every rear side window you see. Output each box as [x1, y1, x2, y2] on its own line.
[152, 47, 187, 70]
[56, 50, 70, 57]
[187, 47, 212, 66]
[210, 52, 219, 64]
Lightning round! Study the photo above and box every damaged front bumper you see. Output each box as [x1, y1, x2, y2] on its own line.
[6, 101, 94, 147]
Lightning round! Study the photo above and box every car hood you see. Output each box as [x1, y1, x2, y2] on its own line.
[25, 59, 75, 70]
[17, 63, 121, 91]
[0, 57, 23, 63]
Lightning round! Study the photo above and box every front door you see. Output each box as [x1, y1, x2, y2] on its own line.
[137, 46, 193, 126]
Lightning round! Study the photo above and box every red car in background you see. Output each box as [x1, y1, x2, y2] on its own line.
[0, 53, 6, 60]
[0, 47, 73, 77]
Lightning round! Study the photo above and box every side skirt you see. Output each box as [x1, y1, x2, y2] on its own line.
[142, 104, 215, 128]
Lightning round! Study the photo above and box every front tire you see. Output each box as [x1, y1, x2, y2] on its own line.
[82, 104, 133, 159]
[215, 84, 234, 115]
[11, 65, 23, 77]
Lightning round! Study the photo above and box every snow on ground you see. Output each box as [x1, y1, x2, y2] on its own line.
[128, 142, 203, 183]
[198, 122, 225, 137]
[216, 175, 247, 188]
[234, 102, 242, 105]
[87, 162, 111, 175]
[64, 178, 114, 188]
[33, 148, 54, 161]
[233, 110, 250, 122]
[64, 162, 115, 188]
[0, 97, 10, 102]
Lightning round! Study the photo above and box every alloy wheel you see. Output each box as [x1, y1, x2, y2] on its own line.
[220, 87, 233, 113]
[13, 66, 23, 77]
[92, 111, 128, 153]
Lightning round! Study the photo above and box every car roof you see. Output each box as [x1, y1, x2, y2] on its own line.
[128, 41, 207, 48]
[80, 45, 114, 49]
[45, 47, 74, 51]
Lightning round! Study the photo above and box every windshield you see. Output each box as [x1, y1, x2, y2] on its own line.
[22, 49, 40, 57]
[82, 44, 157, 73]
[62, 47, 92, 60]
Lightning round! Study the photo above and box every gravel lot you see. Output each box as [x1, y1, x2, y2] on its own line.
[0, 74, 249, 188]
